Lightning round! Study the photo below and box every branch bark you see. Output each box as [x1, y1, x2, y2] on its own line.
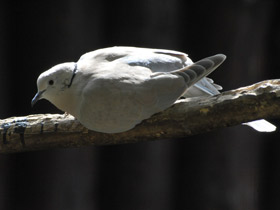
[1, 79, 280, 153]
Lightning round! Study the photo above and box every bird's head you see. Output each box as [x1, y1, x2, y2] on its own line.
[31, 62, 77, 107]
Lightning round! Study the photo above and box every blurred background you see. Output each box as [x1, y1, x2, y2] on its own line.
[1, 0, 280, 209]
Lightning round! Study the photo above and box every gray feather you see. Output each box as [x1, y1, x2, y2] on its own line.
[172, 54, 226, 89]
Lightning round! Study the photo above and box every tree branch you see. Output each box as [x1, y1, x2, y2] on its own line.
[1, 79, 279, 153]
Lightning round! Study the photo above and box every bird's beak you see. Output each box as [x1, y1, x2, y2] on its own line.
[31, 90, 45, 107]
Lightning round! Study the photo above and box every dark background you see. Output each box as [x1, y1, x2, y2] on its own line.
[1, 0, 280, 209]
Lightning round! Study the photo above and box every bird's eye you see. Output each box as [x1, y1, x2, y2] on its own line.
[48, 80, 54, 85]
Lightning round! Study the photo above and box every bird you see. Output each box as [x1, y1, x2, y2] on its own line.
[31, 46, 276, 133]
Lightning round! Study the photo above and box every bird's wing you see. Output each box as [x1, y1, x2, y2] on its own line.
[78, 47, 223, 98]
[78, 46, 192, 72]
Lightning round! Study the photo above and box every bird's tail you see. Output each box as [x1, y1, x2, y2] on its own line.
[171, 54, 226, 88]
[243, 119, 276, 132]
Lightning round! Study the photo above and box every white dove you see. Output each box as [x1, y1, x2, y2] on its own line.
[31, 46, 276, 133]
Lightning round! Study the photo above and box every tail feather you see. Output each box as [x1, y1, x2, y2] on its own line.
[243, 119, 276, 132]
[171, 54, 226, 88]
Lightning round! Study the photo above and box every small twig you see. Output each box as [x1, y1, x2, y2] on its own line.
[1, 79, 279, 153]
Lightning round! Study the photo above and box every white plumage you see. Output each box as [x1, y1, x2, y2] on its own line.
[31, 47, 275, 133]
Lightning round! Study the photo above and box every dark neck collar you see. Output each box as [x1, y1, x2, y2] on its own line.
[68, 63, 78, 88]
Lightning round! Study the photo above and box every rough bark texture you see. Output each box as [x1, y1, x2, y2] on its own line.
[1, 79, 279, 153]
